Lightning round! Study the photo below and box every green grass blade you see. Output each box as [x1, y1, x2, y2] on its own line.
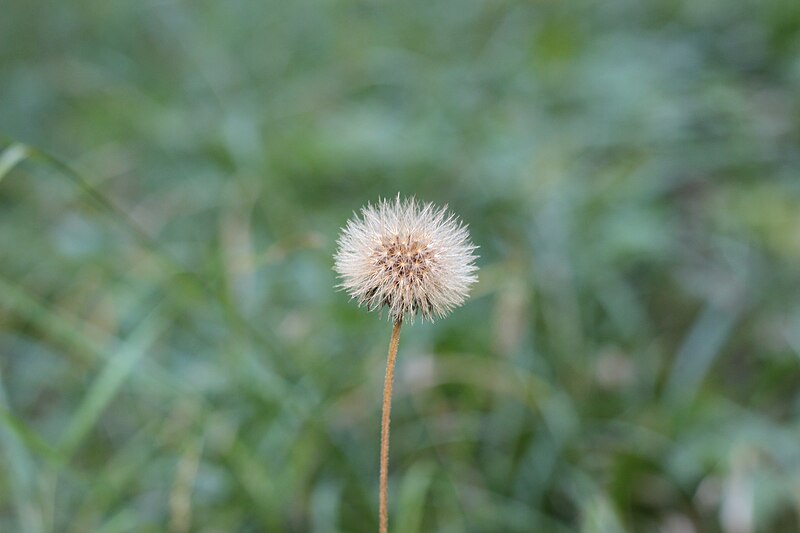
[0, 370, 44, 533]
[58, 303, 168, 459]
[0, 274, 107, 367]
[394, 461, 436, 533]
[0, 407, 60, 464]
[0, 143, 28, 184]
[666, 302, 742, 406]
[310, 480, 343, 533]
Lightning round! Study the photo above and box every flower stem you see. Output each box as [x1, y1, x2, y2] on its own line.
[380, 319, 402, 533]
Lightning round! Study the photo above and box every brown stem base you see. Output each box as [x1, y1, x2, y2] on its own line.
[380, 320, 402, 533]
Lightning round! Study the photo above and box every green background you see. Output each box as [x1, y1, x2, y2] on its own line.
[2, 0, 800, 531]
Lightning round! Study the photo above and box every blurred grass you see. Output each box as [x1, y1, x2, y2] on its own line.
[2, 0, 800, 531]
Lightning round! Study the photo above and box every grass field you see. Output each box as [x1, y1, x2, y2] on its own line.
[2, 0, 800, 531]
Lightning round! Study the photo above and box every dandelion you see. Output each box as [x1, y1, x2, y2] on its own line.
[334, 195, 478, 533]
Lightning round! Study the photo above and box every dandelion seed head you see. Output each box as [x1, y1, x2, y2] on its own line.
[334, 196, 478, 323]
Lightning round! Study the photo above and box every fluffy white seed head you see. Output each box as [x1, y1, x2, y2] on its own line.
[334, 196, 478, 324]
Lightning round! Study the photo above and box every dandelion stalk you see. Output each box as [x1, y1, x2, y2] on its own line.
[334, 195, 478, 532]
[379, 319, 402, 533]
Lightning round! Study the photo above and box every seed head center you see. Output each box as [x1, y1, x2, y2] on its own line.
[374, 234, 433, 285]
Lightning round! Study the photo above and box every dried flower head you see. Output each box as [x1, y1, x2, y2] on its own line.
[334, 196, 478, 323]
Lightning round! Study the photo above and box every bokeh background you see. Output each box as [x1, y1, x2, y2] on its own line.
[2, 0, 800, 531]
